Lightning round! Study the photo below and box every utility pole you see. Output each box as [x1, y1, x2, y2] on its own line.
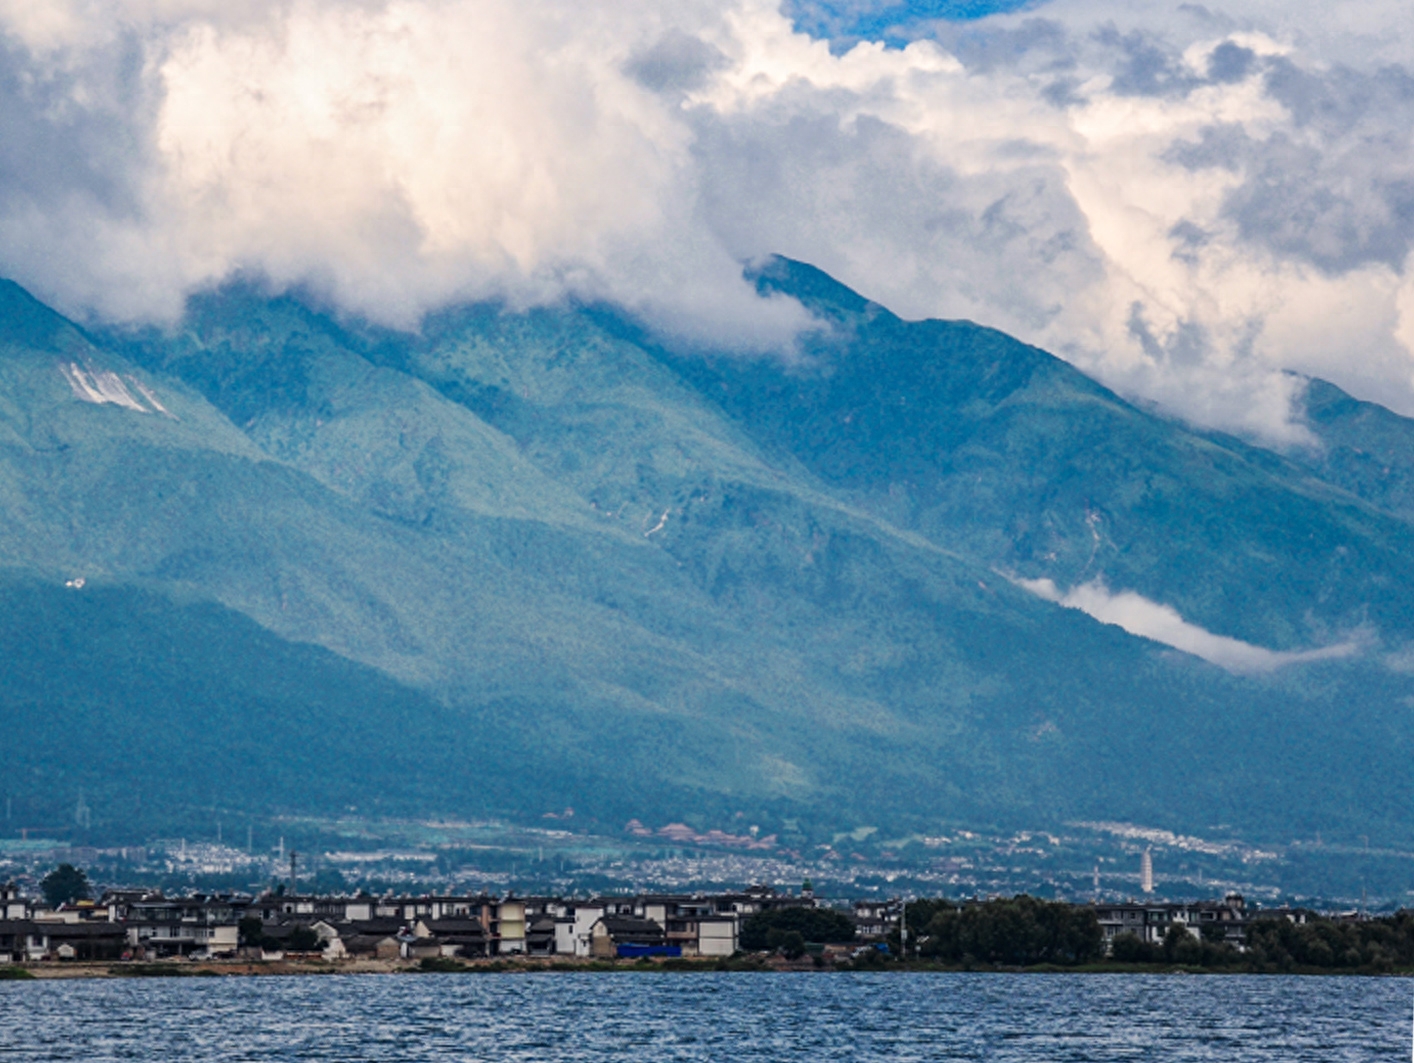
[290, 851, 298, 895]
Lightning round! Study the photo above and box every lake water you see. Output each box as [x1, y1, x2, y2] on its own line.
[1, 971, 1409, 1061]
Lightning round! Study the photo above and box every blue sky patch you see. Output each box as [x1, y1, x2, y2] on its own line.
[786, 0, 1044, 42]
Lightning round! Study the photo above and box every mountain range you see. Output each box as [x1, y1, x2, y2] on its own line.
[3, 258, 1414, 857]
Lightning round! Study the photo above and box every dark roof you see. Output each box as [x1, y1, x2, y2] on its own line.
[259, 922, 327, 940]
[45, 922, 128, 940]
[342, 934, 398, 951]
[424, 919, 486, 936]
[597, 916, 664, 942]
[341, 919, 405, 936]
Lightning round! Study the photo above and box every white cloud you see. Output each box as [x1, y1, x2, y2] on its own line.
[1016, 576, 1360, 674]
[0, 0, 1412, 436]
[0, 0, 815, 348]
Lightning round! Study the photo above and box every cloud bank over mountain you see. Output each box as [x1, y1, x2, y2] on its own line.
[0, 0, 1412, 439]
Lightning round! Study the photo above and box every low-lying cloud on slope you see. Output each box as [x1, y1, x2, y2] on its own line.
[1016, 576, 1361, 674]
[1, 0, 1413, 439]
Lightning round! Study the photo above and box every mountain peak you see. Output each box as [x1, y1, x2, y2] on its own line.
[749, 255, 894, 326]
[0, 279, 83, 353]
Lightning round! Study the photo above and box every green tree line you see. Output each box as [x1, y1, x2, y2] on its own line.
[739, 906, 857, 954]
[898, 896, 1414, 972]
[904, 896, 1105, 966]
[1242, 913, 1414, 972]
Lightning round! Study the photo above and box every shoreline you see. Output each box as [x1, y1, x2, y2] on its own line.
[3, 958, 1411, 981]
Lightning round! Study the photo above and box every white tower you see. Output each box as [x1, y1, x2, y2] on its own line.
[1140, 848, 1154, 894]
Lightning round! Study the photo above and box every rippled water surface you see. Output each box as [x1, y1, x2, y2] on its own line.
[1, 972, 1409, 1061]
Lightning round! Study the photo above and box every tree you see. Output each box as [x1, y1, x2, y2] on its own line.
[1163, 924, 1202, 965]
[238, 916, 266, 948]
[1109, 931, 1157, 963]
[904, 899, 953, 934]
[285, 925, 320, 952]
[777, 930, 806, 960]
[918, 896, 1103, 966]
[40, 864, 90, 908]
[740, 907, 856, 950]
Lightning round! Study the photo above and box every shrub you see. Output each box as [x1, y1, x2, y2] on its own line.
[285, 925, 321, 952]
[1109, 932, 1157, 964]
[776, 931, 807, 960]
[419, 957, 467, 972]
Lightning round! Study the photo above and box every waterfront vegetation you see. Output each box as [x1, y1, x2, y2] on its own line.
[739, 907, 858, 953]
[838, 897, 1414, 976]
[901, 896, 1104, 967]
[237, 917, 320, 953]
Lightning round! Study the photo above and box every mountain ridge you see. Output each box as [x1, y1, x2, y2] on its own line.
[2, 260, 1414, 859]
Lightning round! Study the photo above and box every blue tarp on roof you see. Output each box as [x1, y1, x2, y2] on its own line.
[616, 944, 682, 958]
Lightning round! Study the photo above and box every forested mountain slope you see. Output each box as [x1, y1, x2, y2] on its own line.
[1, 264, 1412, 847]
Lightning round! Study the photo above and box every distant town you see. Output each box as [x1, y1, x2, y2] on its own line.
[5, 802, 1411, 913]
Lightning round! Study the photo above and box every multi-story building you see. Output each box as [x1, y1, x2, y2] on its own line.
[497, 897, 527, 954]
[122, 893, 245, 958]
[852, 899, 902, 940]
[1094, 892, 1248, 950]
[0, 883, 26, 921]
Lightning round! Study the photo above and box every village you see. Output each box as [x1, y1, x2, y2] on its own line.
[0, 872, 1308, 969]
